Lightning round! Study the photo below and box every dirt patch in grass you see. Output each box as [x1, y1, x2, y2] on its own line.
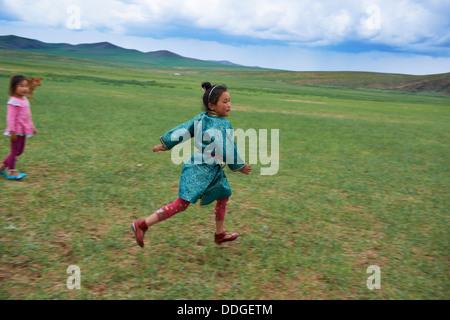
[232, 105, 431, 124]
[284, 99, 326, 104]
[232, 105, 347, 119]
[0, 68, 21, 72]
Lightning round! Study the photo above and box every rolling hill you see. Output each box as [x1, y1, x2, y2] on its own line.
[0, 35, 449, 95]
[0, 35, 233, 69]
[0, 35, 164, 56]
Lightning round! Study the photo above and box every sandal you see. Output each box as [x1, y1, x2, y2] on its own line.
[215, 231, 239, 244]
[131, 219, 148, 248]
[6, 171, 27, 180]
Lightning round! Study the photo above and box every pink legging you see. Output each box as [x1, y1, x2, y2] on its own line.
[156, 197, 230, 222]
[2, 135, 26, 170]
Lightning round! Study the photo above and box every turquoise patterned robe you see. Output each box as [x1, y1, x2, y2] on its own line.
[160, 111, 246, 206]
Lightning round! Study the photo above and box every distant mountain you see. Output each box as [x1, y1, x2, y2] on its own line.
[145, 50, 182, 57]
[208, 60, 241, 66]
[75, 42, 124, 50]
[0, 35, 243, 67]
[0, 35, 60, 50]
[1, 35, 448, 95]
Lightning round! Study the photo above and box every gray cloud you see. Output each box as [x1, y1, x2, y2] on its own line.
[2, 0, 449, 53]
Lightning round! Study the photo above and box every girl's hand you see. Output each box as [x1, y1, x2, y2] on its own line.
[33, 129, 37, 135]
[153, 145, 167, 153]
[10, 132, 17, 142]
[240, 164, 252, 175]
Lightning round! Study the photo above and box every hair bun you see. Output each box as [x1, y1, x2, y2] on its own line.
[201, 82, 212, 91]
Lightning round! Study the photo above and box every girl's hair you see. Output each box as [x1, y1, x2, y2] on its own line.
[201, 82, 228, 111]
[9, 75, 27, 96]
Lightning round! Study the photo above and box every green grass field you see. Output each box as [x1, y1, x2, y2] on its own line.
[0, 49, 449, 300]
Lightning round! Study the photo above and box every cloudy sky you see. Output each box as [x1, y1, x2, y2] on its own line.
[0, 0, 449, 75]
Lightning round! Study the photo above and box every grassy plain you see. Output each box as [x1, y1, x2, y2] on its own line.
[0, 49, 449, 299]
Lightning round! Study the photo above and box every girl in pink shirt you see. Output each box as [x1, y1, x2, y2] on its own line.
[0, 75, 37, 180]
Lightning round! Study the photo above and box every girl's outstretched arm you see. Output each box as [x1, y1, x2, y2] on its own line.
[153, 145, 167, 153]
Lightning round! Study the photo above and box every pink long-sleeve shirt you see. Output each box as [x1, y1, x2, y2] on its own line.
[4, 96, 35, 137]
